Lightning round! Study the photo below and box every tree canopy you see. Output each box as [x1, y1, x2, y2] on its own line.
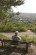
[0, 0, 25, 9]
[0, 0, 25, 23]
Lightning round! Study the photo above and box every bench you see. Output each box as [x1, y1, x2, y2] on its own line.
[0, 39, 31, 53]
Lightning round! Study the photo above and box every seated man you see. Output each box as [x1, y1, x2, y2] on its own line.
[12, 31, 21, 43]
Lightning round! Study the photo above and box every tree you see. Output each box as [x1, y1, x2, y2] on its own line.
[0, 0, 25, 23]
[0, 0, 25, 9]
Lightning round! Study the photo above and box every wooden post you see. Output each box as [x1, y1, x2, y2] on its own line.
[26, 43, 29, 53]
[1, 40, 3, 47]
[3, 39, 6, 47]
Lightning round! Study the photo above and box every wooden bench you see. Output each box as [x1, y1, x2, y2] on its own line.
[0, 39, 31, 53]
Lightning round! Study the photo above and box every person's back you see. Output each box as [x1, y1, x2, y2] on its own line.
[12, 31, 21, 43]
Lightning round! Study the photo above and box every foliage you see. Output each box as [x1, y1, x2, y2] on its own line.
[21, 34, 36, 44]
[21, 35, 32, 42]
[0, 0, 36, 32]
[0, 22, 36, 32]
[30, 24, 36, 32]
[0, 34, 9, 39]
[0, 22, 27, 32]
[31, 37, 36, 44]
[0, 0, 24, 8]
[0, 0, 25, 26]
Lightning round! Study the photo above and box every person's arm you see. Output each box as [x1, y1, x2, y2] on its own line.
[18, 36, 21, 41]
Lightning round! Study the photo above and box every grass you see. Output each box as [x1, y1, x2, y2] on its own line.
[21, 35, 32, 42]
[0, 34, 9, 40]
[21, 34, 36, 44]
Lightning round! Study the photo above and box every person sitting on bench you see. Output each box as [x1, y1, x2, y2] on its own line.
[12, 31, 21, 44]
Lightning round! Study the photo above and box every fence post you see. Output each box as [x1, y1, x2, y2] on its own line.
[1, 39, 3, 47]
[26, 42, 29, 53]
[3, 39, 6, 47]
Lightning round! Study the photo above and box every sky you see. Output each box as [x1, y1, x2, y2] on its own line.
[11, 0, 36, 13]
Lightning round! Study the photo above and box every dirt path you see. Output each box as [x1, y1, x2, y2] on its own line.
[0, 30, 36, 38]
[31, 45, 36, 55]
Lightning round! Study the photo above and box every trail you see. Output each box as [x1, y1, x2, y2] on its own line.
[0, 30, 36, 39]
[28, 44, 36, 55]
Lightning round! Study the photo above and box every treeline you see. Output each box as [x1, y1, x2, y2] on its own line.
[0, 22, 36, 32]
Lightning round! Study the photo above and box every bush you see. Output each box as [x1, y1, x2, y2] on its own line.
[21, 34, 36, 44]
[18, 26, 27, 32]
[21, 35, 32, 42]
[0, 22, 36, 32]
[31, 37, 36, 44]
[30, 24, 36, 32]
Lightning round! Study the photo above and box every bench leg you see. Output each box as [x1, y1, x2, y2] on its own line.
[26, 43, 29, 53]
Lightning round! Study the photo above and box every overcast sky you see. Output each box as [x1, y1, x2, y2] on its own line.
[11, 0, 36, 13]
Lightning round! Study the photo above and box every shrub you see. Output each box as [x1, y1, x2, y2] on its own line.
[18, 26, 27, 32]
[0, 22, 36, 32]
[21, 34, 36, 44]
[30, 24, 36, 32]
[31, 37, 36, 44]
[21, 35, 32, 42]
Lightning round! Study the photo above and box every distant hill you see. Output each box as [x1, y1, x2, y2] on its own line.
[12, 13, 36, 23]
[1, 13, 36, 23]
